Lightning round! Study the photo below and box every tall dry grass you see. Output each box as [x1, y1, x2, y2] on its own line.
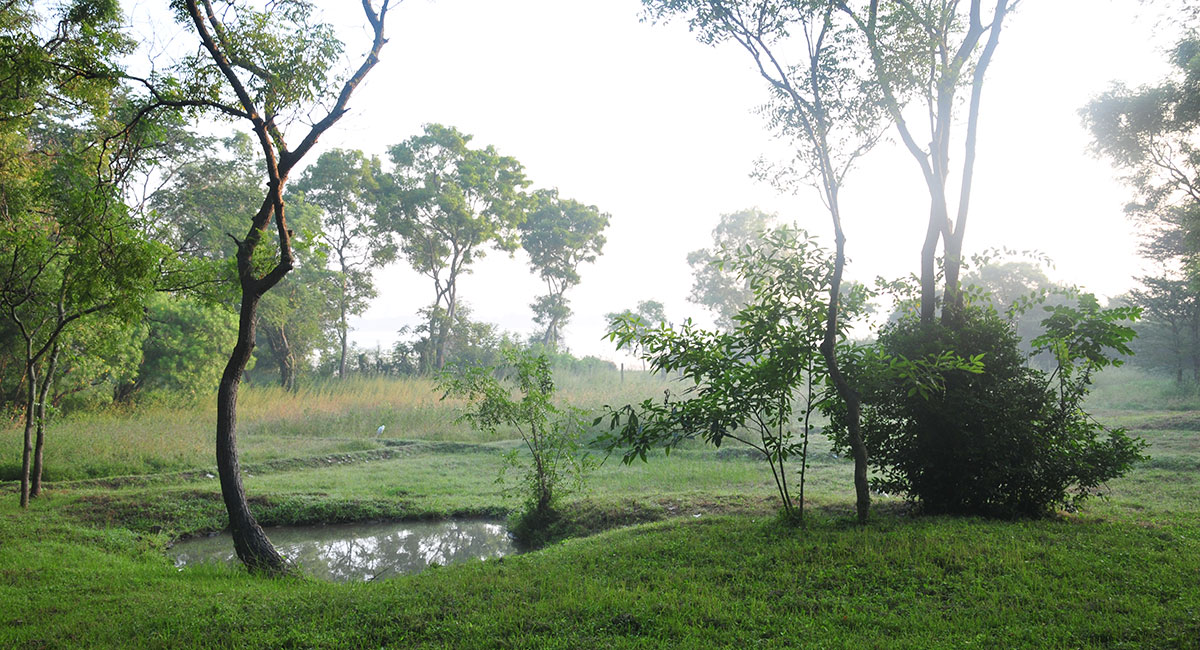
[0, 369, 672, 481]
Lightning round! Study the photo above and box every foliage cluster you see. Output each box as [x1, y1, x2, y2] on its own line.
[828, 299, 1146, 518]
[439, 348, 594, 546]
[602, 227, 847, 522]
[376, 124, 610, 372]
[1083, 34, 1200, 388]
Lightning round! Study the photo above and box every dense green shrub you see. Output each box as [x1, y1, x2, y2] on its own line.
[830, 303, 1145, 518]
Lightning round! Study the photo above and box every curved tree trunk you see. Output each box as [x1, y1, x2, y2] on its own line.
[820, 198, 870, 524]
[217, 291, 287, 574]
[178, 0, 389, 575]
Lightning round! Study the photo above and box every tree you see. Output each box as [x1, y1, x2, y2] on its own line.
[136, 0, 392, 574]
[294, 149, 382, 378]
[839, 0, 1016, 323]
[832, 296, 1144, 517]
[605, 300, 670, 330]
[687, 208, 776, 330]
[440, 347, 593, 547]
[252, 197, 340, 391]
[150, 134, 337, 392]
[1127, 275, 1200, 382]
[603, 227, 854, 522]
[642, 0, 885, 522]
[255, 261, 337, 391]
[0, 0, 164, 507]
[1084, 37, 1200, 243]
[50, 312, 143, 410]
[403, 302, 511, 371]
[377, 124, 529, 372]
[520, 189, 609, 348]
[117, 293, 239, 401]
[1085, 35, 1200, 382]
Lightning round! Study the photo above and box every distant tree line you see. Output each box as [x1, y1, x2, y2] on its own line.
[0, 121, 612, 408]
[1086, 34, 1200, 385]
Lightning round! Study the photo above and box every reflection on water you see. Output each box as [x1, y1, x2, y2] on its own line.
[168, 519, 515, 582]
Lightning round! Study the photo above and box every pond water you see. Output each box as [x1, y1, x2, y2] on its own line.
[168, 519, 516, 582]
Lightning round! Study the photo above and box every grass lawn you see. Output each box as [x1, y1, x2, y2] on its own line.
[0, 368, 1197, 648]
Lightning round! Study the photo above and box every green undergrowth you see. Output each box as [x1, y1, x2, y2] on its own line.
[0, 371, 1198, 647]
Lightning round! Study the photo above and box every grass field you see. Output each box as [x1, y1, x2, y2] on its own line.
[0, 367, 1198, 648]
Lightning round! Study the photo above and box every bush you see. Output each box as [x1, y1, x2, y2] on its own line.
[831, 303, 1145, 518]
[599, 227, 843, 523]
[439, 347, 593, 547]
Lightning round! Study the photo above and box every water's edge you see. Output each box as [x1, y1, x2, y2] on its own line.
[168, 519, 516, 582]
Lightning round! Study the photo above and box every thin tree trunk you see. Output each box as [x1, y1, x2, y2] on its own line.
[941, 248, 962, 321]
[30, 341, 60, 497]
[421, 304, 438, 374]
[179, 0, 389, 576]
[19, 350, 35, 509]
[263, 323, 296, 391]
[821, 220, 870, 523]
[338, 271, 349, 378]
[545, 309, 560, 349]
[338, 322, 348, 379]
[436, 281, 458, 370]
[942, 0, 1009, 323]
[920, 204, 943, 324]
[282, 352, 296, 392]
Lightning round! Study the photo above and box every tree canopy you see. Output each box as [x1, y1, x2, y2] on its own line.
[521, 189, 609, 348]
[687, 208, 777, 330]
[377, 123, 529, 371]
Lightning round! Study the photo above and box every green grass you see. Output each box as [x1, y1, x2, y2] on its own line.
[1088, 365, 1200, 412]
[0, 511, 1196, 649]
[0, 367, 1198, 648]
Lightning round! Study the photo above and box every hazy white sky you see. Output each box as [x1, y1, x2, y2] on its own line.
[134, 0, 1183, 362]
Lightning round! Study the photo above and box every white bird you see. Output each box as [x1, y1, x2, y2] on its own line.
[375, 425, 386, 437]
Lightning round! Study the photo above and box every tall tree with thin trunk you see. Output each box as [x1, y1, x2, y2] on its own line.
[520, 188, 609, 348]
[641, 0, 885, 522]
[140, 0, 392, 574]
[1085, 35, 1200, 383]
[294, 149, 381, 377]
[839, 0, 1016, 324]
[377, 124, 528, 372]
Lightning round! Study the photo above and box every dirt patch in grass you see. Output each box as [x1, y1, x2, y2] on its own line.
[554, 494, 778, 541]
[1132, 413, 1200, 431]
[64, 489, 228, 534]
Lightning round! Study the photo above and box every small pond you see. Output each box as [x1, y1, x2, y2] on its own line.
[168, 519, 516, 582]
